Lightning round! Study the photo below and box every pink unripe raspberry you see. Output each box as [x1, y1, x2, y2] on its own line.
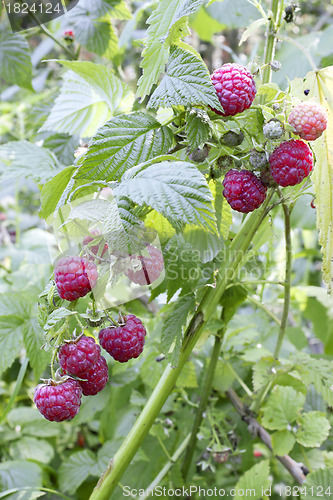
[79, 355, 109, 396]
[34, 379, 82, 422]
[211, 63, 257, 116]
[54, 256, 98, 301]
[125, 245, 164, 286]
[59, 335, 101, 377]
[99, 314, 147, 363]
[269, 140, 313, 187]
[288, 101, 327, 141]
[222, 169, 267, 213]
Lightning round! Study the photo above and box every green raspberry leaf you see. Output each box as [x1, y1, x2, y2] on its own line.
[59, 449, 96, 493]
[186, 108, 212, 152]
[137, 0, 208, 99]
[234, 461, 271, 500]
[271, 430, 296, 456]
[40, 61, 134, 138]
[148, 46, 223, 112]
[0, 32, 33, 90]
[301, 469, 333, 499]
[77, 112, 173, 181]
[0, 141, 60, 183]
[114, 160, 217, 233]
[161, 294, 195, 364]
[296, 411, 331, 447]
[261, 385, 305, 430]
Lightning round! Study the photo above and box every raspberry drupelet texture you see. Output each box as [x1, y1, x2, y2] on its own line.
[34, 379, 82, 422]
[59, 335, 101, 377]
[54, 256, 98, 301]
[124, 245, 164, 286]
[269, 140, 313, 187]
[288, 101, 327, 141]
[222, 169, 267, 213]
[211, 63, 257, 116]
[99, 314, 147, 363]
[79, 356, 109, 396]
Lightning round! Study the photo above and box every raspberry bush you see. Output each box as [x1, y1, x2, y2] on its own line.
[1, 1, 333, 499]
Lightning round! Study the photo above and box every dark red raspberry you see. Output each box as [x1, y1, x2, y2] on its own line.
[79, 356, 109, 396]
[269, 140, 313, 187]
[83, 230, 108, 260]
[34, 379, 82, 422]
[211, 63, 257, 116]
[54, 256, 98, 301]
[222, 169, 267, 213]
[99, 315, 147, 363]
[59, 335, 101, 377]
[124, 245, 164, 286]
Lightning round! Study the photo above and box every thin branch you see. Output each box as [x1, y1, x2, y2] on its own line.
[181, 335, 222, 480]
[274, 200, 292, 359]
[139, 434, 191, 499]
[226, 388, 308, 484]
[247, 295, 281, 326]
[38, 24, 76, 58]
[277, 34, 318, 72]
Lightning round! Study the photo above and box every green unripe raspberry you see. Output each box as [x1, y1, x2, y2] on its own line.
[263, 120, 284, 139]
[221, 131, 244, 147]
[270, 60, 281, 72]
[211, 156, 234, 179]
[187, 145, 210, 163]
[249, 150, 268, 169]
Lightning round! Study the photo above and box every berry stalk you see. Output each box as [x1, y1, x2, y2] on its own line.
[89, 191, 275, 500]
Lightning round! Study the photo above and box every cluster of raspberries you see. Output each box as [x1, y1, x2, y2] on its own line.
[209, 63, 327, 213]
[34, 335, 108, 422]
[54, 242, 164, 302]
[36, 233, 156, 421]
[34, 315, 147, 422]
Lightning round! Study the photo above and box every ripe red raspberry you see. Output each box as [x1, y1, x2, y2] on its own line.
[79, 356, 109, 396]
[58, 335, 101, 377]
[83, 230, 108, 260]
[222, 169, 267, 213]
[124, 245, 164, 286]
[253, 450, 263, 458]
[34, 379, 82, 422]
[211, 63, 257, 116]
[98, 315, 147, 363]
[288, 101, 327, 141]
[269, 140, 313, 187]
[54, 256, 98, 301]
[63, 29, 75, 40]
